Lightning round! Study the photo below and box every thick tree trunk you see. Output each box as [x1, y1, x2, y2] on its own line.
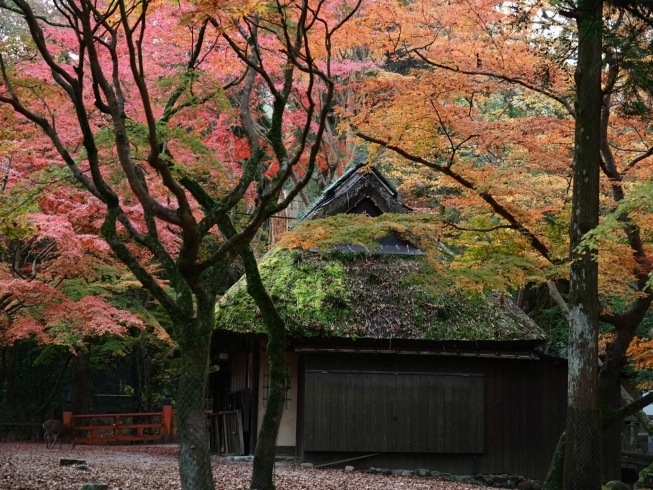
[544, 432, 566, 490]
[176, 299, 215, 490]
[242, 247, 287, 490]
[563, 2, 603, 489]
[71, 347, 92, 415]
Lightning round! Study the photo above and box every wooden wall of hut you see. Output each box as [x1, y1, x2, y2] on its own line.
[298, 353, 567, 481]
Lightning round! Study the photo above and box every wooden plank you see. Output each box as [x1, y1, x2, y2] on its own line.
[363, 373, 372, 450]
[427, 374, 436, 452]
[435, 374, 445, 453]
[337, 373, 347, 452]
[476, 376, 485, 452]
[443, 375, 454, 453]
[321, 373, 330, 451]
[458, 376, 470, 453]
[387, 373, 396, 452]
[486, 364, 498, 473]
[378, 374, 388, 451]
[346, 373, 355, 451]
[304, 373, 314, 451]
[397, 373, 407, 452]
[354, 372, 363, 451]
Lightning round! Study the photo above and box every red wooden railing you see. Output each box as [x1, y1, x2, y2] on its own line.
[64, 404, 175, 444]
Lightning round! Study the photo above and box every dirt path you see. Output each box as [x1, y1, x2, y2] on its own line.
[0, 443, 476, 490]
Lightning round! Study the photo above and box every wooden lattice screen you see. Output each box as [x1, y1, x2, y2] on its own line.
[219, 410, 245, 456]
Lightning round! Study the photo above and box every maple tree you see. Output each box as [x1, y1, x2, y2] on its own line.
[0, 0, 360, 488]
[337, 0, 653, 485]
[0, 209, 146, 420]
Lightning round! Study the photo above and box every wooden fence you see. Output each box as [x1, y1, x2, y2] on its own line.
[66, 403, 175, 444]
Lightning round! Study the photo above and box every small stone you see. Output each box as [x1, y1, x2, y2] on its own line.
[402, 470, 414, 476]
[430, 471, 442, 477]
[392, 469, 404, 475]
[345, 466, 355, 471]
[382, 469, 392, 475]
[517, 482, 531, 490]
[73, 464, 90, 471]
[494, 476, 507, 484]
[485, 476, 495, 484]
[492, 483, 503, 488]
[473, 479, 489, 487]
[417, 469, 430, 477]
[232, 455, 254, 462]
[605, 482, 630, 490]
[60, 459, 86, 466]
[506, 480, 517, 489]
[532, 483, 542, 490]
[300, 462, 313, 468]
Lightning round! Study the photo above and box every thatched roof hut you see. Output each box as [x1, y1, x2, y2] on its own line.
[216, 162, 546, 348]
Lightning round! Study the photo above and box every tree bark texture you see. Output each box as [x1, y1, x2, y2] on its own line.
[563, 2, 603, 489]
[140, 333, 153, 413]
[5, 343, 27, 423]
[544, 432, 566, 490]
[71, 347, 92, 416]
[176, 300, 215, 490]
[242, 247, 287, 490]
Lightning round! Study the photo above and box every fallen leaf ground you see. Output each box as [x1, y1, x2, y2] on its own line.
[0, 443, 478, 490]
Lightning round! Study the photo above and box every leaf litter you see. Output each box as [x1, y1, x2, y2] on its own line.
[0, 443, 478, 490]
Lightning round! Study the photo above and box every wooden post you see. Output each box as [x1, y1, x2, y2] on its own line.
[162, 397, 172, 438]
[63, 411, 73, 428]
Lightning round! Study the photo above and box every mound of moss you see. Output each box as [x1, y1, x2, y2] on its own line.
[216, 248, 546, 342]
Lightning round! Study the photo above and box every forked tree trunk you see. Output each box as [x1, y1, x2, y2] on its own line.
[176, 300, 215, 490]
[241, 248, 287, 490]
[563, 1, 603, 489]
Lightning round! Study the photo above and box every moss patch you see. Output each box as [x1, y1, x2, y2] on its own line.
[216, 249, 545, 342]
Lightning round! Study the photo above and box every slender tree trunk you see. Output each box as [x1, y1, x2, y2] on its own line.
[140, 333, 153, 412]
[242, 247, 287, 490]
[36, 352, 74, 420]
[5, 342, 27, 423]
[71, 347, 92, 415]
[563, 2, 603, 489]
[176, 299, 215, 490]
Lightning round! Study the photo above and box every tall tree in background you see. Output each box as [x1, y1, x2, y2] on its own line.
[563, 1, 603, 487]
[0, 0, 357, 488]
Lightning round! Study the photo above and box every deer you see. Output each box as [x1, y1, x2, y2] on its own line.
[43, 419, 77, 449]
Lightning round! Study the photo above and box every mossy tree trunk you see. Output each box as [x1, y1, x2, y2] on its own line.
[176, 298, 216, 490]
[563, 1, 603, 489]
[544, 432, 566, 490]
[241, 247, 287, 490]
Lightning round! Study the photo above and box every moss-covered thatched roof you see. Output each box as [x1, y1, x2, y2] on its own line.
[215, 248, 547, 343]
